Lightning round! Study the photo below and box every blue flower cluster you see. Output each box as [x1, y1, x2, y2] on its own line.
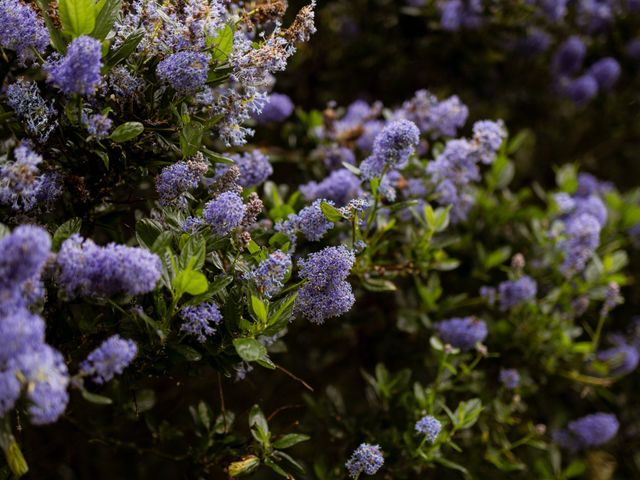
[245, 251, 292, 298]
[254, 93, 295, 123]
[278, 199, 336, 245]
[203, 191, 247, 236]
[157, 51, 210, 94]
[156, 156, 209, 207]
[436, 316, 488, 351]
[553, 413, 619, 451]
[598, 343, 639, 376]
[82, 113, 113, 140]
[79, 335, 138, 384]
[345, 443, 384, 478]
[415, 415, 442, 443]
[360, 120, 420, 179]
[5, 79, 58, 143]
[56, 235, 162, 298]
[499, 368, 520, 389]
[0, 226, 70, 425]
[0, 142, 61, 212]
[0, 0, 49, 65]
[295, 246, 355, 324]
[395, 90, 469, 138]
[439, 0, 483, 31]
[497, 276, 537, 311]
[553, 36, 621, 104]
[180, 302, 223, 343]
[221, 150, 273, 188]
[300, 169, 362, 206]
[45, 36, 103, 96]
[427, 120, 506, 222]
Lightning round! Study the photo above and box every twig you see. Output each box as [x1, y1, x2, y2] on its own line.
[275, 364, 314, 392]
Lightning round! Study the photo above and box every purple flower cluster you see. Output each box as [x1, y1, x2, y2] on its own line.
[45, 36, 103, 96]
[295, 246, 355, 324]
[6, 79, 57, 142]
[560, 213, 602, 274]
[278, 199, 336, 245]
[499, 368, 520, 389]
[157, 51, 210, 94]
[0, 0, 49, 64]
[254, 93, 294, 123]
[320, 145, 356, 171]
[552, 36, 621, 105]
[436, 316, 487, 351]
[497, 276, 537, 310]
[439, 0, 483, 31]
[395, 90, 468, 138]
[83, 113, 113, 139]
[79, 335, 138, 384]
[0, 142, 61, 212]
[0, 226, 71, 425]
[427, 120, 506, 222]
[221, 150, 273, 188]
[553, 413, 619, 451]
[203, 191, 247, 235]
[180, 302, 222, 343]
[415, 415, 442, 443]
[56, 235, 162, 298]
[345, 443, 384, 478]
[300, 169, 362, 206]
[245, 251, 292, 298]
[9, 344, 69, 424]
[554, 174, 610, 273]
[156, 157, 208, 207]
[360, 120, 420, 179]
[598, 343, 639, 376]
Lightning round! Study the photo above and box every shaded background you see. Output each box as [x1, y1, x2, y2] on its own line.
[278, 0, 640, 189]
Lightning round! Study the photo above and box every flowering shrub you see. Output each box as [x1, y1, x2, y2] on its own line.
[0, 0, 639, 479]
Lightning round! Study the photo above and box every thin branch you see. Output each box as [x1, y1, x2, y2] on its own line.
[275, 363, 314, 392]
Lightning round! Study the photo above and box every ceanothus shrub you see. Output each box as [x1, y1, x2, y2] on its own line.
[0, 0, 639, 479]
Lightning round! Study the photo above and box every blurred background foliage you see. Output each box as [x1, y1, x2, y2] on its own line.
[279, 0, 640, 189]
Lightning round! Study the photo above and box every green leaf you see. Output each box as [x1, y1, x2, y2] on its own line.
[362, 277, 397, 292]
[233, 338, 267, 363]
[91, 0, 121, 40]
[267, 293, 297, 329]
[136, 219, 164, 249]
[173, 270, 208, 296]
[94, 150, 109, 169]
[104, 29, 144, 70]
[3, 435, 28, 478]
[201, 148, 234, 164]
[555, 164, 578, 194]
[81, 389, 113, 405]
[170, 344, 202, 362]
[251, 295, 268, 323]
[484, 246, 512, 269]
[320, 201, 343, 223]
[210, 24, 234, 63]
[52, 218, 82, 251]
[58, 0, 97, 37]
[434, 457, 470, 476]
[247, 240, 261, 255]
[272, 434, 310, 449]
[248, 404, 269, 435]
[264, 460, 290, 478]
[453, 398, 483, 430]
[180, 122, 204, 158]
[109, 122, 144, 143]
[179, 236, 207, 271]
